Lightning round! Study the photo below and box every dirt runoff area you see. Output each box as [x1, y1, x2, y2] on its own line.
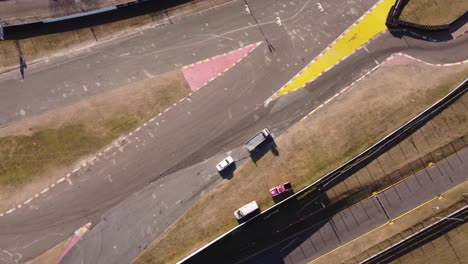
[0, 70, 190, 212]
[399, 0, 468, 25]
[133, 58, 468, 264]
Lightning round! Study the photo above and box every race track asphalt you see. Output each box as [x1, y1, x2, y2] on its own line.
[0, 0, 467, 263]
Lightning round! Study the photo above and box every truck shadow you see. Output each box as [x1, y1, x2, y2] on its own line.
[250, 137, 279, 165]
[218, 163, 237, 180]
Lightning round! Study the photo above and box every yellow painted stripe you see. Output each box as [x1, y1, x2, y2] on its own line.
[276, 0, 394, 97]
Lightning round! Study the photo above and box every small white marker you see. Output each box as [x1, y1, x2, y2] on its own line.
[24, 198, 33, 205]
[276, 17, 282, 26]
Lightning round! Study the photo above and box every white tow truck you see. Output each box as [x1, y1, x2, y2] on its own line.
[244, 128, 271, 152]
[234, 201, 259, 220]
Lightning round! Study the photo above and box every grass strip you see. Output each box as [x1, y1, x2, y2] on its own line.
[0, 70, 189, 186]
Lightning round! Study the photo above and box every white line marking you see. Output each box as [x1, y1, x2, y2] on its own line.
[40, 188, 49, 194]
[24, 198, 33, 205]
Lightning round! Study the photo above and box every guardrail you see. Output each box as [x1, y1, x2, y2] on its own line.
[177, 79, 468, 263]
[361, 205, 467, 264]
[0, 0, 194, 40]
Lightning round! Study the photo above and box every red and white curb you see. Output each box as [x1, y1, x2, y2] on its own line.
[299, 53, 468, 122]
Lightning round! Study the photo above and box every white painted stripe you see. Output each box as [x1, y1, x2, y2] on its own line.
[57, 177, 65, 183]
[40, 187, 49, 194]
[6, 208, 15, 214]
[24, 198, 33, 205]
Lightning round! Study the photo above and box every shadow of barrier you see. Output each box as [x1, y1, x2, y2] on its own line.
[176, 79, 467, 264]
[0, 0, 195, 40]
[386, 0, 468, 42]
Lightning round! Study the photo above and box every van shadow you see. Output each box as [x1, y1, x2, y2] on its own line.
[250, 137, 279, 165]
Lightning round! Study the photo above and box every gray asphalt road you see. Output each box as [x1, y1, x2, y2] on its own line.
[234, 147, 468, 264]
[0, 0, 466, 263]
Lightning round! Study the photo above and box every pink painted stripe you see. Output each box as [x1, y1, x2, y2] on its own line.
[181, 43, 259, 92]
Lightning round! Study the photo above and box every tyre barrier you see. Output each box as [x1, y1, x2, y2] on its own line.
[386, 0, 465, 32]
[0, 0, 194, 40]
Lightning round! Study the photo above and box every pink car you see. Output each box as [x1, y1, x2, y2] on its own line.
[269, 182, 292, 197]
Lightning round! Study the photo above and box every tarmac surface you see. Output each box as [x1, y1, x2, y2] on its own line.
[0, 0, 467, 263]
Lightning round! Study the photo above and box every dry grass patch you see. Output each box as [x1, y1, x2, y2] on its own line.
[133, 60, 468, 264]
[400, 0, 468, 25]
[0, 41, 19, 69]
[0, 71, 189, 199]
